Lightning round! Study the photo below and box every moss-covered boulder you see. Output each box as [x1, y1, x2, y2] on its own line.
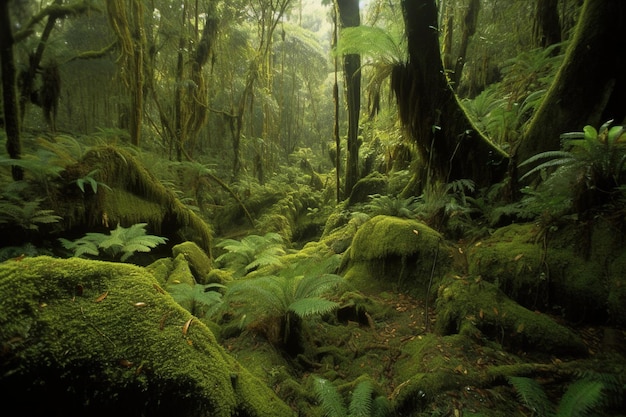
[435, 278, 588, 356]
[172, 241, 213, 284]
[347, 172, 388, 206]
[341, 215, 455, 296]
[0, 256, 295, 417]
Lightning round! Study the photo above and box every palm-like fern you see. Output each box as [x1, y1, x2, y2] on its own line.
[313, 376, 391, 417]
[519, 120, 626, 215]
[168, 282, 225, 318]
[215, 232, 285, 278]
[223, 271, 344, 355]
[364, 194, 420, 218]
[59, 223, 168, 262]
[0, 190, 62, 231]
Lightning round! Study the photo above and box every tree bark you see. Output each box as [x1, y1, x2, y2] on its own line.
[516, 0, 626, 172]
[396, 0, 507, 194]
[336, 0, 361, 199]
[0, 0, 23, 180]
[533, 0, 561, 48]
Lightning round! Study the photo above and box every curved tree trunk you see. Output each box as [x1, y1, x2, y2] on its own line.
[396, 0, 508, 194]
[516, 0, 626, 173]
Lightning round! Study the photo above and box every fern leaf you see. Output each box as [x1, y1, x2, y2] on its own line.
[295, 273, 343, 300]
[289, 297, 339, 318]
[314, 377, 346, 417]
[348, 380, 374, 417]
[556, 379, 604, 417]
[508, 376, 552, 416]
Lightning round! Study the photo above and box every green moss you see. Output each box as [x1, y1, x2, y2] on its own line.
[435, 278, 587, 356]
[467, 223, 544, 306]
[342, 216, 453, 296]
[0, 256, 295, 417]
[172, 241, 212, 284]
[347, 172, 388, 206]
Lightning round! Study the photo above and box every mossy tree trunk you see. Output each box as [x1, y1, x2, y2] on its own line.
[336, 0, 361, 199]
[516, 0, 626, 175]
[0, 0, 23, 180]
[395, 0, 508, 194]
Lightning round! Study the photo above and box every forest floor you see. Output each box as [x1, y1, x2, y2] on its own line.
[222, 280, 624, 415]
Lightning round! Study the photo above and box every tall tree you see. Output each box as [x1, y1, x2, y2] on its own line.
[395, 0, 507, 193]
[516, 0, 626, 172]
[336, 0, 361, 198]
[106, 0, 146, 146]
[0, 0, 22, 180]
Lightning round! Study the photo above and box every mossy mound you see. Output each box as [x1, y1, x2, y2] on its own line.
[467, 223, 545, 309]
[435, 278, 587, 356]
[341, 215, 454, 296]
[468, 221, 626, 325]
[172, 241, 213, 284]
[57, 145, 213, 255]
[0, 256, 295, 417]
[347, 172, 388, 206]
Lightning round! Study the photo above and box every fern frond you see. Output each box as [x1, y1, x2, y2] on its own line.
[556, 379, 604, 417]
[349, 380, 374, 417]
[289, 297, 339, 318]
[314, 377, 346, 417]
[294, 273, 344, 299]
[508, 376, 552, 416]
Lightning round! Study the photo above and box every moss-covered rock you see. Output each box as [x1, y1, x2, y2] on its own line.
[341, 215, 454, 296]
[172, 241, 212, 284]
[347, 172, 388, 206]
[0, 256, 295, 417]
[435, 278, 587, 356]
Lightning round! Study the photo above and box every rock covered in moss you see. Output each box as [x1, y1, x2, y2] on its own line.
[172, 241, 213, 284]
[342, 215, 454, 296]
[0, 256, 295, 417]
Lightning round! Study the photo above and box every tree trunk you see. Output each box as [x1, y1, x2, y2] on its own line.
[395, 0, 507, 194]
[516, 0, 626, 173]
[0, 0, 23, 180]
[336, 0, 361, 199]
[533, 0, 561, 48]
[452, 0, 480, 88]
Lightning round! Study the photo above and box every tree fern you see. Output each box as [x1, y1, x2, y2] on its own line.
[223, 271, 343, 354]
[59, 223, 167, 262]
[168, 282, 225, 318]
[215, 232, 285, 277]
[0, 196, 62, 231]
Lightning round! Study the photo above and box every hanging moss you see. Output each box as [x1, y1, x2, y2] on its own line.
[0, 256, 295, 417]
[59, 146, 212, 256]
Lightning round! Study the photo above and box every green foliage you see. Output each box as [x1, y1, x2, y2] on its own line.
[168, 282, 225, 318]
[74, 169, 111, 194]
[313, 376, 391, 417]
[335, 26, 405, 65]
[508, 374, 608, 417]
[215, 232, 286, 278]
[59, 223, 168, 262]
[223, 269, 343, 351]
[518, 120, 626, 216]
[0, 182, 62, 231]
[364, 194, 420, 218]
